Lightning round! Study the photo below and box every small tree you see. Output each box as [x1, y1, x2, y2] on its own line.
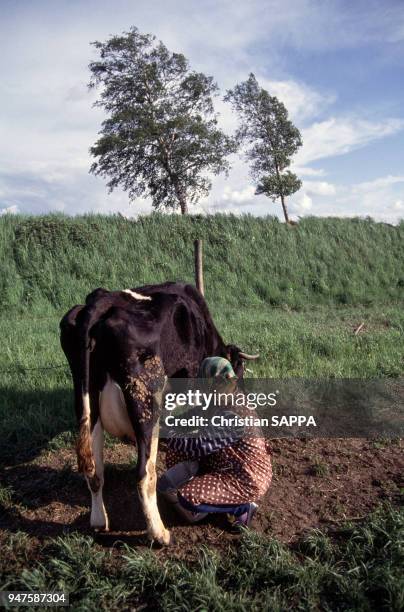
[89, 27, 236, 214]
[225, 74, 302, 223]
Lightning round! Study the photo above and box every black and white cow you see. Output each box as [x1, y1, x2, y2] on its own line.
[60, 282, 258, 545]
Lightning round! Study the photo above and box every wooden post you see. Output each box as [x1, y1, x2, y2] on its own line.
[194, 239, 204, 296]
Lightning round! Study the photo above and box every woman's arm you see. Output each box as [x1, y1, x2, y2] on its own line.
[167, 410, 244, 459]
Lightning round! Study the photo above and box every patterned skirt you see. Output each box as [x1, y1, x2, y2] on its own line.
[165, 437, 272, 506]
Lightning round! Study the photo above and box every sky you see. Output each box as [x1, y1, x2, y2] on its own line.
[1, 0, 404, 222]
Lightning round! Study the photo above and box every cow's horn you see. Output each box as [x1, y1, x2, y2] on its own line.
[239, 352, 260, 360]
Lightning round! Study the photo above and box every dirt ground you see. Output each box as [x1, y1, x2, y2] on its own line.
[1, 438, 403, 560]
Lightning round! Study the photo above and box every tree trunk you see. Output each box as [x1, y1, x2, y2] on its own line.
[172, 177, 188, 214]
[179, 197, 188, 215]
[280, 194, 290, 224]
[274, 162, 290, 224]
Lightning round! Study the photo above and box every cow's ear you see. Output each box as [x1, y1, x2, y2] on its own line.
[225, 344, 238, 356]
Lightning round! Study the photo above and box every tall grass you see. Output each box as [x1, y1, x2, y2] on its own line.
[1, 214, 404, 314]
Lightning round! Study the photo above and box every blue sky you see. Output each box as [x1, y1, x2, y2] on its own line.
[1, 0, 403, 221]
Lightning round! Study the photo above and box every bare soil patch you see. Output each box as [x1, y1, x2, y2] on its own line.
[1, 439, 402, 560]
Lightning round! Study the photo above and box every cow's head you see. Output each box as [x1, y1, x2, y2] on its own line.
[225, 344, 259, 378]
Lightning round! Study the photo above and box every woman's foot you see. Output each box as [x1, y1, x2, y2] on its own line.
[229, 503, 258, 530]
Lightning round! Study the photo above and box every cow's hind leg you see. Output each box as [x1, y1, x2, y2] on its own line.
[86, 419, 109, 531]
[137, 418, 170, 546]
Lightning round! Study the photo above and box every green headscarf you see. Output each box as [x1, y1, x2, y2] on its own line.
[198, 356, 237, 381]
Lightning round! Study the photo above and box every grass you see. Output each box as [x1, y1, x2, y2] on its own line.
[1, 505, 402, 611]
[309, 458, 330, 477]
[1, 213, 404, 315]
[0, 303, 403, 464]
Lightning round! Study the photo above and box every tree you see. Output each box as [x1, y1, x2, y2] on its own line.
[89, 27, 236, 214]
[225, 74, 302, 223]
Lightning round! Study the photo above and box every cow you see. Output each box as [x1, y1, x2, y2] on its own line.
[60, 281, 258, 545]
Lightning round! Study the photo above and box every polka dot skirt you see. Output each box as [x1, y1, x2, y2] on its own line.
[166, 436, 272, 506]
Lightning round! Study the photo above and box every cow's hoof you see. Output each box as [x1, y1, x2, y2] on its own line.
[151, 529, 171, 547]
[90, 505, 109, 532]
[93, 525, 110, 533]
[91, 516, 110, 532]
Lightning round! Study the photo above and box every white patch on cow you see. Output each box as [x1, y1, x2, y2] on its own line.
[138, 418, 171, 545]
[82, 391, 91, 420]
[99, 375, 137, 442]
[123, 289, 152, 301]
[86, 419, 109, 531]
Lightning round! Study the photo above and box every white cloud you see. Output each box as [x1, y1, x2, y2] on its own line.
[0, 204, 19, 216]
[260, 78, 335, 122]
[255, 172, 404, 224]
[292, 166, 326, 177]
[289, 192, 313, 216]
[303, 181, 336, 196]
[221, 185, 256, 203]
[296, 117, 404, 165]
[329, 173, 404, 223]
[353, 175, 404, 192]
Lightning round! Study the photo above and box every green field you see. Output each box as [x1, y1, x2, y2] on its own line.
[0, 214, 403, 610]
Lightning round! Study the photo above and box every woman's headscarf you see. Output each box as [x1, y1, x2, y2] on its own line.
[198, 357, 237, 387]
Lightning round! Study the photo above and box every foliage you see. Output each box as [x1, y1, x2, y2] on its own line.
[225, 73, 302, 221]
[89, 27, 236, 214]
[256, 170, 301, 202]
[13, 217, 100, 250]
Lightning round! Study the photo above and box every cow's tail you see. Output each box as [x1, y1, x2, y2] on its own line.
[76, 326, 96, 479]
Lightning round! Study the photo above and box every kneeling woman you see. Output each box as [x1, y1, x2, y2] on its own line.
[158, 357, 272, 528]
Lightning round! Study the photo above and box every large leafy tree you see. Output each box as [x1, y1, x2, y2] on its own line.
[225, 74, 302, 223]
[89, 27, 236, 214]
